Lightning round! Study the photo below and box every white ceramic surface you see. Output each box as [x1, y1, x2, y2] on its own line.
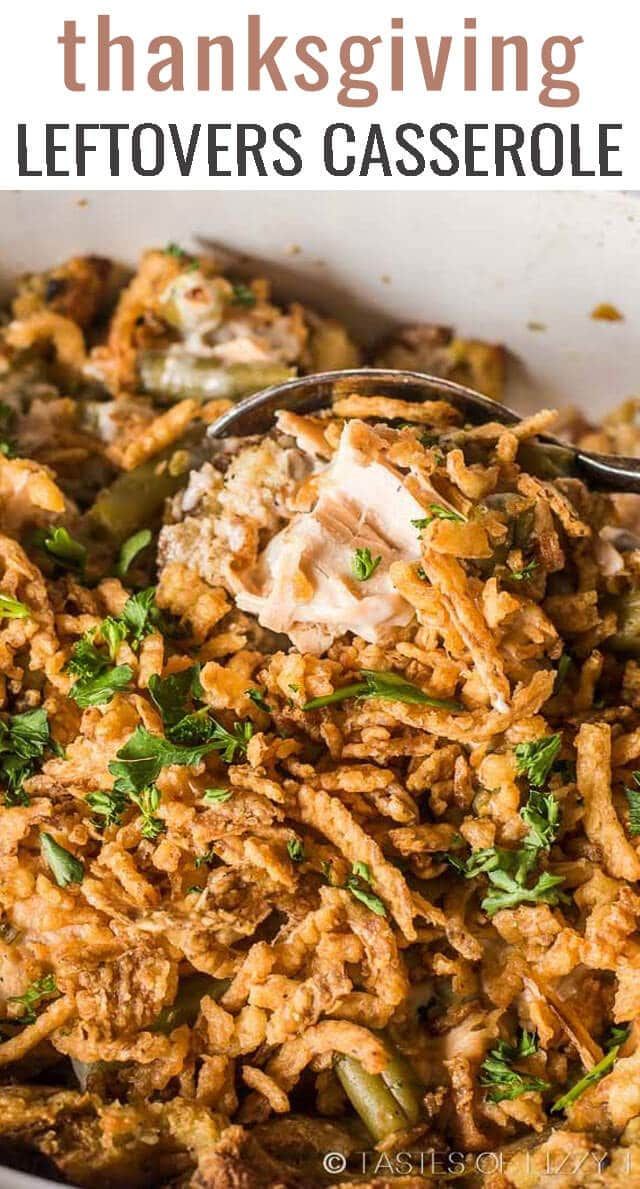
[0, 189, 637, 1189]
[0, 191, 639, 419]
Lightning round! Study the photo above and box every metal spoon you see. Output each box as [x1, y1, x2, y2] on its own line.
[211, 368, 640, 493]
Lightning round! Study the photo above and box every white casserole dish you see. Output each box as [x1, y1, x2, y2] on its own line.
[0, 187, 636, 1189]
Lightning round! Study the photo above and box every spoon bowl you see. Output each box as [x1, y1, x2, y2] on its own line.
[211, 368, 640, 493]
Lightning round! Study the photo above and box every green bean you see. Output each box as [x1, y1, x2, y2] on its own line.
[304, 318, 360, 373]
[516, 441, 577, 481]
[88, 425, 206, 545]
[150, 973, 229, 1034]
[609, 590, 640, 656]
[379, 1048, 424, 1128]
[139, 350, 293, 403]
[334, 1042, 423, 1141]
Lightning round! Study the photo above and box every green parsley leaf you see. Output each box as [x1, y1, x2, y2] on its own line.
[0, 708, 51, 806]
[207, 719, 254, 763]
[0, 594, 29, 620]
[86, 787, 129, 829]
[66, 631, 133, 708]
[167, 712, 254, 763]
[625, 774, 640, 837]
[66, 633, 105, 681]
[148, 666, 199, 729]
[116, 529, 152, 578]
[230, 282, 257, 308]
[40, 832, 84, 887]
[351, 548, 382, 582]
[287, 838, 305, 863]
[411, 505, 466, 531]
[100, 617, 128, 662]
[40, 526, 87, 572]
[481, 868, 565, 917]
[7, 973, 59, 1025]
[508, 561, 538, 582]
[246, 687, 272, 713]
[303, 669, 461, 712]
[166, 242, 188, 258]
[521, 788, 561, 852]
[454, 840, 566, 917]
[203, 787, 232, 804]
[69, 664, 133, 709]
[552, 1031, 628, 1113]
[514, 734, 562, 788]
[120, 588, 158, 647]
[345, 862, 386, 916]
[128, 784, 165, 839]
[554, 654, 573, 694]
[480, 1032, 550, 1102]
[195, 848, 216, 869]
[108, 726, 221, 795]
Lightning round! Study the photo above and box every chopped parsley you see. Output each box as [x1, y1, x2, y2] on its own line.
[345, 861, 387, 916]
[39, 526, 87, 573]
[70, 664, 133, 709]
[230, 282, 257, 308]
[246, 687, 272, 713]
[66, 589, 159, 707]
[0, 594, 29, 620]
[520, 788, 561, 852]
[514, 734, 562, 788]
[303, 669, 461, 713]
[351, 548, 382, 582]
[625, 774, 640, 836]
[508, 560, 538, 582]
[168, 713, 254, 762]
[552, 1029, 629, 1113]
[116, 529, 152, 578]
[119, 587, 159, 646]
[40, 832, 84, 887]
[109, 726, 221, 794]
[86, 787, 129, 829]
[7, 973, 59, 1025]
[166, 242, 188, 259]
[287, 838, 305, 863]
[411, 505, 466, 531]
[554, 654, 573, 694]
[480, 1031, 550, 1102]
[203, 787, 232, 805]
[450, 784, 563, 917]
[128, 785, 165, 840]
[0, 707, 51, 806]
[148, 666, 200, 729]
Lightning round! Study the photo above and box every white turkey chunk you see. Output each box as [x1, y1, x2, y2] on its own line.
[232, 419, 428, 653]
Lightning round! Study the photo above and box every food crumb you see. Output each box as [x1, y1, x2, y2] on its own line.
[527, 321, 547, 332]
[591, 303, 624, 322]
[380, 274, 391, 285]
[75, 198, 89, 208]
[285, 243, 301, 256]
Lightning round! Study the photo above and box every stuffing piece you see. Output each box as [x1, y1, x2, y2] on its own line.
[0, 246, 639, 1188]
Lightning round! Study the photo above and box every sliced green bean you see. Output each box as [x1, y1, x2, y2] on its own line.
[139, 351, 293, 403]
[150, 973, 229, 1034]
[379, 1048, 424, 1128]
[88, 426, 206, 545]
[517, 442, 577, 481]
[334, 1043, 423, 1141]
[609, 590, 640, 656]
[335, 1055, 408, 1140]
